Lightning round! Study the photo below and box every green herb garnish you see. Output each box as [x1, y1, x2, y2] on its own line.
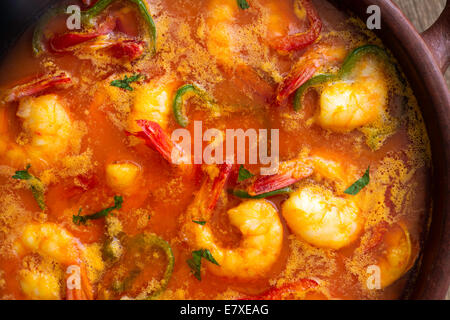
[187, 249, 219, 281]
[73, 195, 123, 226]
[12, 164, 46, 210]
[192, 220, 207, 226]
[110, 74, 144, 91]
[237, 165, 254, 182]
[231, 187, 293, 199]
[344, 166, 370, 195]
[237, 0, 250, 10]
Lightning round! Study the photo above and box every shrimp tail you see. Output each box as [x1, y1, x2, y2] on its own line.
[128, 119, 182, 164]
[3, 71, 72, 103]
[273, 0, 322, 52]
[248, 160, 313, 196]
[276, 62, 317, 104]
[66, 263, 94, 300]
[208, 163, 234, 211]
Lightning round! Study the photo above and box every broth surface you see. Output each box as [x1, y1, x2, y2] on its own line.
[0, 0, 431, 300]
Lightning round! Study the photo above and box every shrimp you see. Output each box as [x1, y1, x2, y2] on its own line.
[184, 164, 283, 279]
[247, 158, 313, 196]
[1, 71, 71, 103]
[205, 0, 239, 67]
[276, 41, 348, 104]
[317, 57, 388, 132]
[267, 0, 323, 52]
[205, 0, 274, 100]
[364, 223, 413, 289]
[123, 79, 192, 168]
[206, 0, 322, 59]
[0, 94, 76, 170]
[282, 184, 363, 250]
[127, 78, 178, 133]
[105, 162, 141, 194]
[15, 223, 93, 300]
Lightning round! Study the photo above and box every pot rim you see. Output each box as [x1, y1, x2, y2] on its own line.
[359, 0, 450, 299]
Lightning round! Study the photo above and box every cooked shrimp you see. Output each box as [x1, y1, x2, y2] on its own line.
[247, 158, 313, 196]
[364, 223, 413, 288]
[127, 79, 178, 133]
[277, 42, 348, 103]
[1, 71, 71, 103]
[15, 223, 93, 300]
[265, 0, 323, 52]
[309, 151, 358, 193]
[106, 162, 141, 194]
[205, 0, 274, 100]
[205, 0, 243, 67]
[317, 58, 388, 132]
[247, 150, 354, 196]
[122, 79, 192, 168]
[185, 164, 283, 279]
[282, 185, 363, 250]
[0, 94, 76, 169]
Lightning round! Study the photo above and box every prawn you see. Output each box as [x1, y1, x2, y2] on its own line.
[184, 163, 283, 279]
[0, 93, 77, 170]
[276, 41, 348, 104]
[15, 223, 93, 300]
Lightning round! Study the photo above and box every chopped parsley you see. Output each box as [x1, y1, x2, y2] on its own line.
[192, 220, 207, 226]
[73, 195, 123, 226]
[237, 165, 254, 182]
[237, 0, 250, 10]
[12, 164, 46, 210]
[110, 74, 144, 91]
[187, 249, 219, 281]
[344, 166, 371, 195]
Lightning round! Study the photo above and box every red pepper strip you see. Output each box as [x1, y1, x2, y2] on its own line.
[247, 160, 313, 196]
[240, 279, 318, 300]
[208, 163, 233, 212]
[3, 72, 72, 103]
[273, 0, 322, 52]
[108, 40, 146, 60]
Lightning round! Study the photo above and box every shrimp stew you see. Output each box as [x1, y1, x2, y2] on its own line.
[0, 0, 431, 300]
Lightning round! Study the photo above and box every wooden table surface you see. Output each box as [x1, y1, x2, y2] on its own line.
[392, 0, 449, 87]
[392, 0, 449, 300]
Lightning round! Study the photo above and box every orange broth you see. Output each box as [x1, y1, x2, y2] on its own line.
[0, 0, 431, 300]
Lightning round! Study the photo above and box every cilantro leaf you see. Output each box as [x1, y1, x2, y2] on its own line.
[186, 249, 219, 281]
[192, 220, 207, 226]
[110, 74, 144, 91]
[73, 195, 123, 226]
[12, 164, 32, 180]
[237, 165, 254, 182]
[237, 0, 250, 10]
[12, 164, 46, 210]
[231, 187, 293, 199]
[344, 166, 370, 195]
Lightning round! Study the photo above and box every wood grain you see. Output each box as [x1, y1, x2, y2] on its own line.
[392, 0, 450, 87]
